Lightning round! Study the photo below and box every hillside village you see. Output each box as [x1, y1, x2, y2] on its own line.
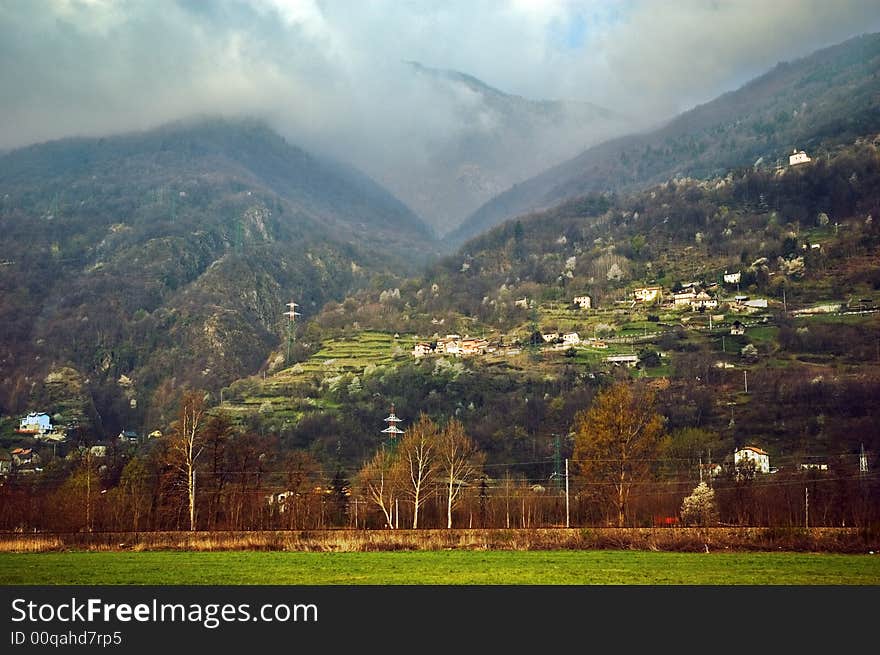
[410, 278, 779, 363]
[1, 68, 879, 533]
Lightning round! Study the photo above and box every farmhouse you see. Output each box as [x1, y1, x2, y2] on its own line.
[459, 337, 489, 356]
[435, 335, 462, 355]
[789, 149, 811, 166]
[734, 446, 771, 474]
[11, 447, 41, 470]
[605, 354, 640, 367]
[118, 430, 139, 445]
[633, 286, 663, 303]
[723, 271, 741, 285]
[673, 289, 696, 307]
[572, 295, 591, 309]
[562, 332, 581, 345]
[542, 332, 560, 343]
[412, 342, 434, 358]
[730, 320, 745, 335]
[691, 291, 718, 311]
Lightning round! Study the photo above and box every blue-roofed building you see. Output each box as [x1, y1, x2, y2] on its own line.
[17, 412, 53, 435]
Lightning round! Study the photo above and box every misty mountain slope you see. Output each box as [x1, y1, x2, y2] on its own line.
[0, 118, 436, 432]
[374, 62, 635, 236]
[450, 32, 880, 247]
[1, 117, 436, 253]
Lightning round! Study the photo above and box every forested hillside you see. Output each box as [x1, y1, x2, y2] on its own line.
[451, 32, 880, 246]
[0, 118, 436, 433]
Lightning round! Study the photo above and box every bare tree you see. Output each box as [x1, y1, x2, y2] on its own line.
[438, 419, 484, 529]
[358, 446, 400, 529]
[397, 414, 438, 529]
[168, 390, 208, 531]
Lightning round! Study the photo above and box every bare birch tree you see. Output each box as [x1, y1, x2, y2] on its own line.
[397, 414, 438, 528]
[168, 390, 208, 531]
[438, 419, 484, 529]
[358, 446, 400, 529]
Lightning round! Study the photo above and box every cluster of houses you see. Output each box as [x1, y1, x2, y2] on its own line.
[412, 334, 494, 358]
[1, 409, 148, 478]
[413, 330, 597, 360]
[0, 448, 42, 476]
[699, 443, 859, 480]
[628, 282, 770, 321]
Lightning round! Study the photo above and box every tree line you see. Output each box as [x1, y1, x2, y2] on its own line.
[2, 381, 877, 532]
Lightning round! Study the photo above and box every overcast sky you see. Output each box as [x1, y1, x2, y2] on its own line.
[2, 1, 879, 166]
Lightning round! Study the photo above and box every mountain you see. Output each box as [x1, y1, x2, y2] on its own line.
[365, 61, 635, 237]
[450, 32, 880, 247]
[233, 136, 879, 472]
[0, 117, 436, 433]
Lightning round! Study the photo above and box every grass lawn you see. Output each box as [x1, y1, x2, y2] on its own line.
[1, 550, 878, 585]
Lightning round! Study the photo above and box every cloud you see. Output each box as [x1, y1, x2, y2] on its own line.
[1, 0, 878, 228]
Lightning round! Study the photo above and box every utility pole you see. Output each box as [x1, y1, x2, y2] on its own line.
[505, 469, 511, 529]
[283, 301, 301, 364]
[744, 370, 748, 393]
[85, 448, 92, 533]
[699, 454, 703, 484]
[552, 434, 562, 493]
[565, 458, 570, 528]
[805, 487, 809, 528]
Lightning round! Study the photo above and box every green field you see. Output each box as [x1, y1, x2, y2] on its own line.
[2, 551, 878, 585]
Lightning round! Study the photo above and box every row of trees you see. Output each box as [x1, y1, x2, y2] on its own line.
[358, 416, 484, 529]
[1, 381, 878, 532]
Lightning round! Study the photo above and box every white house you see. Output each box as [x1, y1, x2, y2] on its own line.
[542, 332, 560, 343]
[734, 446, 770, 474]
[18, 412, 52, 435]
[633, 286, 663, 303]
[412, 342, 434, 358]
[730, 320, 745, 336]
[573, 295, 592, 309]
[605, 354, 639, 367]
[673, 289, 697, 307]
[562, 332, 581, 345]
[691, 291, 718, 311]
[789, 149, 811, 166]
[723, 271, 741, 285]
[514, 297, 530, 309]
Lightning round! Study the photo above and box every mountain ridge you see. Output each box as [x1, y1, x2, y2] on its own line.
[449, 31, 880, 247]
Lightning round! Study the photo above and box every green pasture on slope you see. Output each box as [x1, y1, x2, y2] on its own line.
[1, 550, 878, 585]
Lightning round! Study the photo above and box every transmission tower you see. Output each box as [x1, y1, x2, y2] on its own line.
[381, 403, 405, 449]
[283, 301, 301, 364]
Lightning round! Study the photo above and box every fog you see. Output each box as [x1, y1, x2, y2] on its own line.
[2, 0, 879, 233]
